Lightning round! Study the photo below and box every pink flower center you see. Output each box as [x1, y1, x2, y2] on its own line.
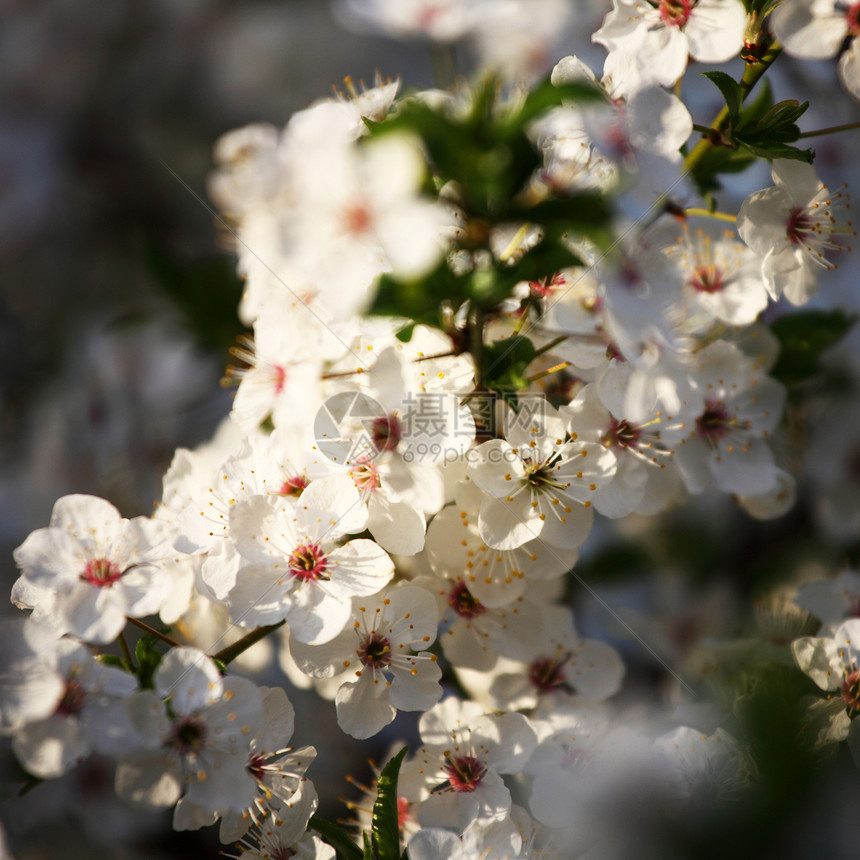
[273, 365, 287, 395]
[417, 3, 442, 29]
[57, 679, 87, 716]
[247, 753, 266, 780]
[344, 203, 373, 236]
[447, 581, 487, 619]
[604, 417, 641, 450]
[659, 0, 693, 27]
[371, 414, 402, 453]
[690, 263, 725, 294]
[279, 475, 309, 497]
[786, 206, 814, 245]
[358, 633, 392, 669]
[696, 399, 733, 443]
[846, 2, 860, 37]
[529, 273, 565, 298]
[528, 654, 570, 692]
[350, 459, 382, 493]
[442, 755, 487, 792]
[80, 557, 123, 588]
[842, 669, 860, 712]
[288, 542, 330, 581]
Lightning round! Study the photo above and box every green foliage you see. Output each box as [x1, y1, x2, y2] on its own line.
[369, 746, 409, 860]
[145, 237, 244, 354]
[308, 817, 363, 860]
[310, 747, 409, 860]
[134, 634, 165, 690]
[367, 75, 612, 320]
[482, 335, 537, 408]
[770, 309, 857, 388]
[97, 653, 130, 671]
[702, 71, 743, 128]
[693, 76, 814, 194]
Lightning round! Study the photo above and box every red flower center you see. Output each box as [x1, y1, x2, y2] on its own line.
[358, 633, 392, 669]
[57, 679, 87, 716]
[80, 557, 123, 588]
[288, 542, 330, 581]
[344, 203, 373, 236]
[846, 2, 860, 37]
[604, 417, 641, 450]
[842, 669, 860, 712]
[279, 475, 309, 497]
[696, 399, 733, 443]
[528, 655, 570, 692]
[442, 755, 487, 792]
[659, 0, 693, 27]
[690, 263, 725, 294]
[447, 582, 486, 619]
[786, 206, 813, 245]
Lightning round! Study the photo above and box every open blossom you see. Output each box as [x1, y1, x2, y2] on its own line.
[181, 686, 317, 838]
[0, 618, 66, 733]
[486, 605, 625, 711]
[13, 494, 176, 643]
[737, 160, 854, 306]
[407, 813, 533, 860]
[593, 0, 746, 91]
[425, 478, 577, 607]
[468, 404, 616, 551]
[563, 381, 682, 518]
[652, 726, 757, 804]
[116, 648, 265, 823]
[290, 586, 442, 738]
[660, 340, 786, 496]
[209, 477, 394, 645]
[792, 619, 860, 761]
[399, 698, 537, 833]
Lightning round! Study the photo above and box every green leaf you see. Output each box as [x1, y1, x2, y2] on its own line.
[737, 141, 814, 163]
[144, 238, 244, 355]
[511, 193, 613, 241]
[508, 74, 604, 129]
[370, 746, 409, 860]
[363, 831, 374, 860]
[97, 653, 129, 670]
[770, 309, 857, 387]
[690, 146, 758, 194]
[133, 633, 165, 690]
[740, 78, 775, 126]
[482, 335, 537, 406]
[702, 71, 743, 127]
[308, 816, 363, 860]
[733, 98, 813, 162]
[369, 261, 468, 322]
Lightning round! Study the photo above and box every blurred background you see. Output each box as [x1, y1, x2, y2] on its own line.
[2, 0, 860, 857]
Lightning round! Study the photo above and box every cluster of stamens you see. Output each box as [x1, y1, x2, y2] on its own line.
[658, 0, 693, 27]
[288, 542, 330, 582]
[80, 557, 123, 587]
[447, 581, 487, 619]
[441, 754, 487, 793]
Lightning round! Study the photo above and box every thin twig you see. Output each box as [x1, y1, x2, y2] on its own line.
[127, 617, 181, 648]
[212, 621, 286, 666]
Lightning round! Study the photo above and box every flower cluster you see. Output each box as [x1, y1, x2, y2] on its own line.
[3, 1, 860, 857]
